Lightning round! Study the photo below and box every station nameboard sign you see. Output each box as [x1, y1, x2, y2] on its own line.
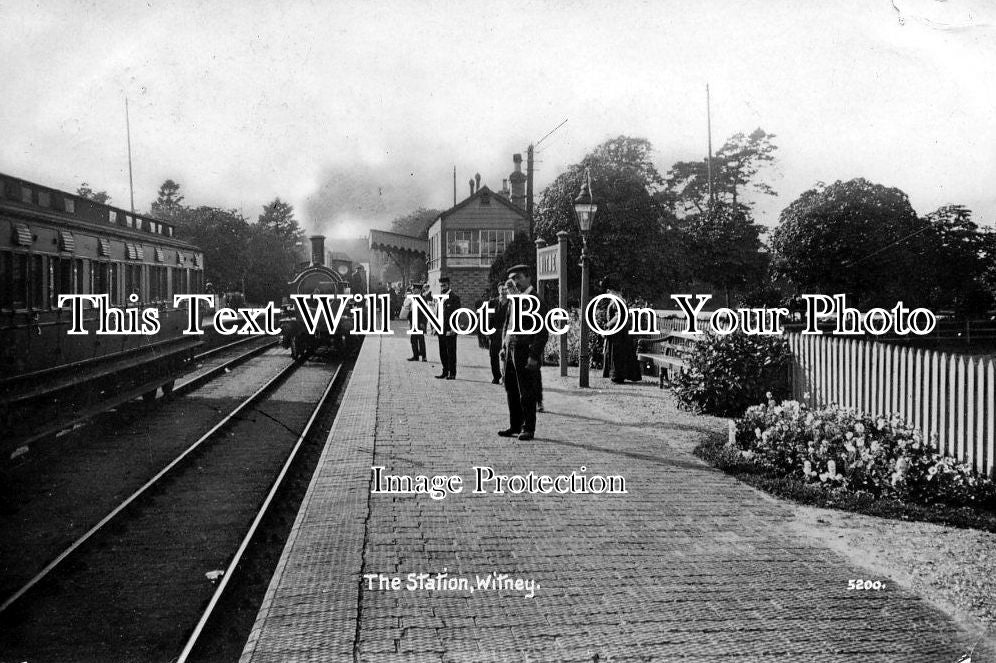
[536, 244, 560, 281]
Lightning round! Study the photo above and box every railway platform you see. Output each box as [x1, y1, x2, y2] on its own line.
[240, 323, 987, 662]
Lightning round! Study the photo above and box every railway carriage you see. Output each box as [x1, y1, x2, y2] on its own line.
[0, 173, 205, 434]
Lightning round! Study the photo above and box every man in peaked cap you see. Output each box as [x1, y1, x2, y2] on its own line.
[498, 264, 548, 441]
[435, 275, 461, 379]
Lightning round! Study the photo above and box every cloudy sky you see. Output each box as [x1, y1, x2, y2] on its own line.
[2, 0, 994, 239]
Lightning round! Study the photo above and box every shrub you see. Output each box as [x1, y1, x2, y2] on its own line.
[542, 308, 605, 368]
[672, 332, 792, 417]
[732, 399, 996, 508]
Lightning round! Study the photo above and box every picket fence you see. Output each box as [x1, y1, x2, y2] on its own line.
[787, 333, 996, 478]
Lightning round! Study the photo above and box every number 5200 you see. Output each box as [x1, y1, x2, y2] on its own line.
[848, 579, 884, 590]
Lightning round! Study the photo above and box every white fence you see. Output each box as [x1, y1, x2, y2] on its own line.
[788, 333, 995, 478]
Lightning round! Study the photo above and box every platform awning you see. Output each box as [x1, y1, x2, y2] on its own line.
[369, 229, 428, 256]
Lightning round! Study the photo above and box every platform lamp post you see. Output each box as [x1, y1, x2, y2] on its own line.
[573, 169, 598, 388]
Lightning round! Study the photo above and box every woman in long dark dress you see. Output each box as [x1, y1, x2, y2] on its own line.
[599, 278, 642, 383]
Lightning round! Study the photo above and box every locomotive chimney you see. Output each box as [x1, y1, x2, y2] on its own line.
[309, 235, 326, 266]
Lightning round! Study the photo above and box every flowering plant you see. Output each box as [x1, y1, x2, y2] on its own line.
[731, 396, 996, 507]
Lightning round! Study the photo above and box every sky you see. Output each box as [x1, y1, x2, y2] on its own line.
[2, 0, 994, 240]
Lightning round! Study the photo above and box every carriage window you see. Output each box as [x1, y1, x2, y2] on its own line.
[38, 190, 51, 208]
[124, 264, 142, 303]
[21, 186, 32, 204]
[28, 254, 45, 309]
[75, 259, 87, 296]
[10, 253, 28, 309]
[149, 265, 167, 302]
[109, 263, 120, 304]
[64, 197, 76, 214]
[0, 253, 10, 309]
[50, 257, 73, 307]
[93, 261, 107, 297]
[93, 262, 120, 304]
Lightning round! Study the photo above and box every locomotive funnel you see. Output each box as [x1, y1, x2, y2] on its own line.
[309, 235, 325, 266]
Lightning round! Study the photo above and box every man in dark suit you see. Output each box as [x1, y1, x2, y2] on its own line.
[498, 265, 548, 441]
[435, 275, 461, 380]
[486, 283, 508, 384]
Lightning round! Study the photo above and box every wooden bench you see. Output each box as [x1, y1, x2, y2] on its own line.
[634, 311, 707, 388]
[636, 331, 701, 388]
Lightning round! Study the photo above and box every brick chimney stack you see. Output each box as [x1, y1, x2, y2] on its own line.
[509, 153, 526, 209]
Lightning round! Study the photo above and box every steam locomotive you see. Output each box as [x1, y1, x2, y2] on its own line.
[280, 234, 356, 359]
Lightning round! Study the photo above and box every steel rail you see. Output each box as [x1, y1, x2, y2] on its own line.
[176, 363, 346, 663]
[6, 338, 280, 453]
[0, 356, 300, 615]
[173, 338, 280, 395]
[192, 334, 269, 362]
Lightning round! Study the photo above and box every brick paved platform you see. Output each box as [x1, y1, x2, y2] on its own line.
[241, 325, 988, 662]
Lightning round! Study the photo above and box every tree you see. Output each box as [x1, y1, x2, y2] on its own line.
[666, 128, 777, 214]
[244, 222, 302, 304]
[243, 199, 306, 303]
[77, 182, 110, 204]
[682, 202, 767, 306]
[533, 136, 685, 304]
[771, 178, 929, 307]
[489, 234, 537, 295]
[171, 206, 252, 294]
[258, 198, 303, 240]
[390, 207, 441, 240]
[151, 179, 184, 220]
[918, 205, 993, 316]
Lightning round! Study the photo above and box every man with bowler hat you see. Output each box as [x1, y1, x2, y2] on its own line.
[498, 265, 548, 441]
[435, 275, 461, 379]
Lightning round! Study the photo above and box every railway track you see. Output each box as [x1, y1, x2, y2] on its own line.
[3, 334, 278, 458]
[0, 346, 352, 662]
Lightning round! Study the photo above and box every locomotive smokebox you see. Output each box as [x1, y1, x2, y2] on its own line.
[309, 235, 326, 266]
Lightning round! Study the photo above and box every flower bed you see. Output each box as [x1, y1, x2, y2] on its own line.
[729, 397, 996, 509]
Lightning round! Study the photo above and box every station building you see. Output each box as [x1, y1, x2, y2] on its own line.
[426, 155, 530, 300]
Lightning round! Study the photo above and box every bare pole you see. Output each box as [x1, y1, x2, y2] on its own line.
[706, 84, 713, 212]
[126, 97, 135, 214]
[453, 165, 456, 206]
[526, 144, 534, 238]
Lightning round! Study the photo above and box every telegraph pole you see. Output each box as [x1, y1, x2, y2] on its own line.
[526, 144, 534, 237]
[706, 84, 713, 211]
[125, 97, 135, 214]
